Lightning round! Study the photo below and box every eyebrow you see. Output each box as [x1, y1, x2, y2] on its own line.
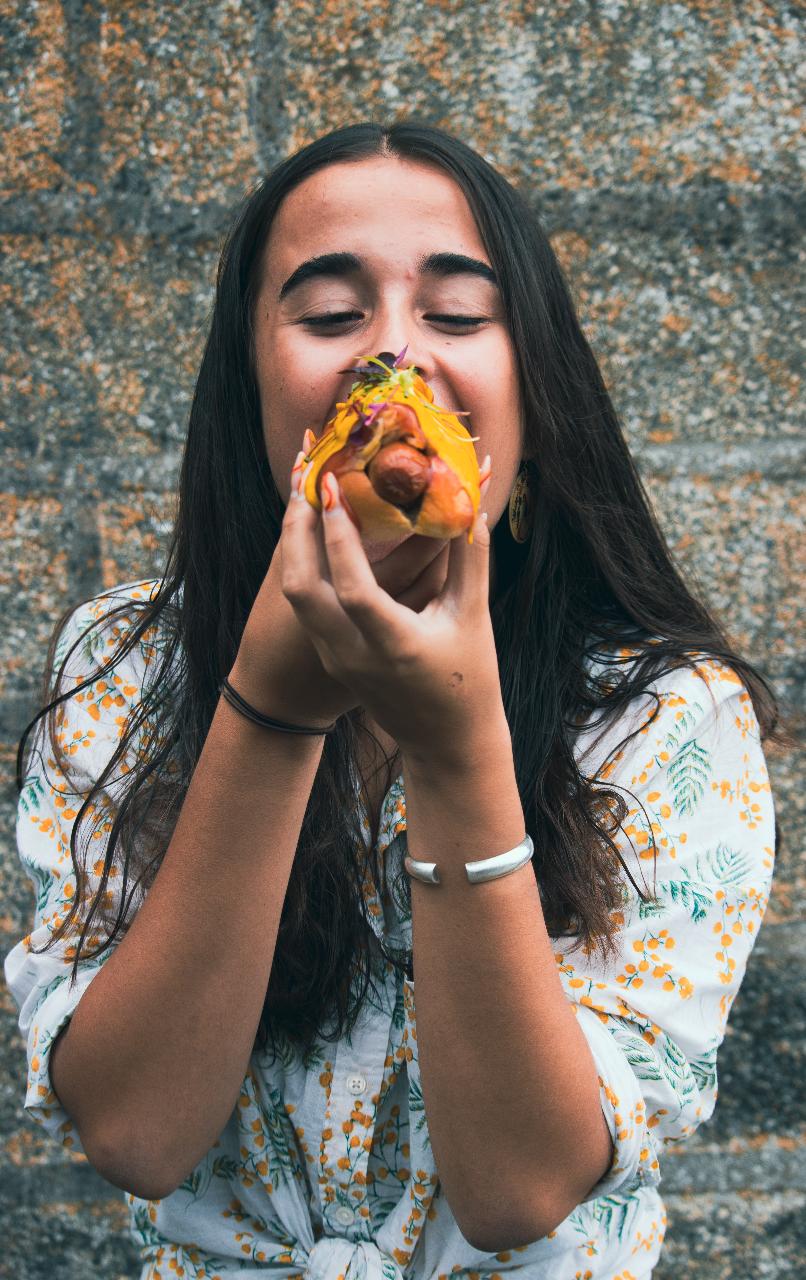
[278, 251, 498, 301]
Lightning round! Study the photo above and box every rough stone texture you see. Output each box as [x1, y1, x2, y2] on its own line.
[0, 0, 803, 1275]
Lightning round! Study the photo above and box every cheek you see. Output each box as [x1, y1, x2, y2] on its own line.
[476, 391, 523, 523]
[259, 390, 299, 504]
[257, 357, 317, 500]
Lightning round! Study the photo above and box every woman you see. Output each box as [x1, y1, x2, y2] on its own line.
[5, 121, 786, 1278]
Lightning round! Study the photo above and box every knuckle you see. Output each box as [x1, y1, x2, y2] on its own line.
[395, 643, 421, 672]
[281, 574, 310, 603]
[319, 649, 344, 680]
[337, 585, 372, 613]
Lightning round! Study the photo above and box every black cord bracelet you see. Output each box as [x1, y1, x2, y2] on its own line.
[219, 678, 339, 735]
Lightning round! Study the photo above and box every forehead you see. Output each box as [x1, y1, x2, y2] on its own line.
[263, 156, 487, 278]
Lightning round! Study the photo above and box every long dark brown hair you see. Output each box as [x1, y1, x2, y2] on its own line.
[17, 119, 793, 1067]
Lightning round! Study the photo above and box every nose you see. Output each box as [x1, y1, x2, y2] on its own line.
[336, 348, 429, 404]
[332, 342, 434, 421]
[368, 348, 427, 376]
[373, 345, 422, 373]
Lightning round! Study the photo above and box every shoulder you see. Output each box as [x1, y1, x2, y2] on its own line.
[36, 578, 174, 782]
[56, 575, 164, 649]
[576, 641, 760, 784]
[52, 577, 169, 685]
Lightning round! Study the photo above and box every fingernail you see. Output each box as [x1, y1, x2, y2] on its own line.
[321, 471, 339, 513]
[303, 428, 316, 453]
[295, 460, 314, 501]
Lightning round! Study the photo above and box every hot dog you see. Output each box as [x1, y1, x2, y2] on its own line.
[298, 348, 483, 544]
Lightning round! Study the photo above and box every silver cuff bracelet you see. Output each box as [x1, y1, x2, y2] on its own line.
[404, 834, 534, 885]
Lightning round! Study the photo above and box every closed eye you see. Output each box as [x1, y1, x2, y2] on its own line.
[302, 311, 487, 329]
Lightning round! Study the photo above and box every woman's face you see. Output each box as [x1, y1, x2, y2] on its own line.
[253, 154, 523, 563]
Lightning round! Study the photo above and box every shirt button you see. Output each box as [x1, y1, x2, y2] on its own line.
[347, 1073, 367, 1095]
[333, 1204, 355, 1227]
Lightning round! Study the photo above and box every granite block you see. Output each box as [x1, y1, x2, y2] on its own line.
[653, 1190, 805, 1278]
[2, 1196, 140, 1278]
[0, 234, 218, 483]
[552, 230, 803, 449]
[272, 0, 802, 189]
[764, 759, 805, 922]
[95, 493, 176, 593]
[2, 0, 259, 211]
[640, 473, 804, 664]
[96, 1, 258, 208]
[0, 0, 86, 200]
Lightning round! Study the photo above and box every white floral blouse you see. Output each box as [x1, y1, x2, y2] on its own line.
[5, 578, 776, 1280]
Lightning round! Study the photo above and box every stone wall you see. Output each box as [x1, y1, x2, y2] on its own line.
[1, 1, 803, 1275]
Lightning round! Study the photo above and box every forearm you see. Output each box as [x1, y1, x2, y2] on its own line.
[51, 669, 325, 1199]
[402, 711, 614, 1250]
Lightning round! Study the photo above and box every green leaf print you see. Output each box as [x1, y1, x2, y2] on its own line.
[359, 968, 391, 1017]
[639, 877, 714, 924]
[690, 1045, 718, 1093]
[178, 1157, 214, 1201]
[666, 701, 703, 745]
[127, 1196, 162, 1248]
[390, 983, 406, 1034]
[668, 737, 710, 817]
[211, 1154, 243, 1180]
[660, 1036, 696, 1095]
[637, 894, 665, 920]
[407, 1075, 432, 1150]
[18, 774, 46, 817]
[390, 867, 412, 924]
[33, 968, 104, 1033]
[258, 1025, 303, 1074]
[609, 1023, 698, 1116]
[592, 1191, 645, 1241]
[78, 622, 106, 671]
[254, 1082, 306, 1186]
[301, 1040, 326, 1073]
[18, 854, 54, 917]
[568, 1191, 643, 1244]
[612, 1029, 664, 1083]
[697, 843, 755, 889]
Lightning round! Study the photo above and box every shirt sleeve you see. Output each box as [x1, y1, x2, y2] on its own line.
[3, 581, 162, 1157]
[556, 653, 776, 1202]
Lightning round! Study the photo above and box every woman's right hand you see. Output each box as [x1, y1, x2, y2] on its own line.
[230, 450, 451, 730]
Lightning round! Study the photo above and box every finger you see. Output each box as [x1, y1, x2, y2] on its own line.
[281, 458, 346, 624]
[283, 469, 373, 682]
[440, 464, 492, 614]
[319, 471, 415, 650]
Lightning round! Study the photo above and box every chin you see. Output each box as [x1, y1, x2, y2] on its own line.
[363, 533, 413, 562]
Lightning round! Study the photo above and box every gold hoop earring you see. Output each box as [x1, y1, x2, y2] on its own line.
[508, 461, 535, 544]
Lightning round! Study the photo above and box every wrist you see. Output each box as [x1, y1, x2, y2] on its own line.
[225, 658, 346, 733]
[402, 700, 513, 778]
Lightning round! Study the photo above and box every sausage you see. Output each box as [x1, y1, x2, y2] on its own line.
[367, 442, 431, 508]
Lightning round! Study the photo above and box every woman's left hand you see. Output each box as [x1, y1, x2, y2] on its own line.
[280, 464, 502, 765]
